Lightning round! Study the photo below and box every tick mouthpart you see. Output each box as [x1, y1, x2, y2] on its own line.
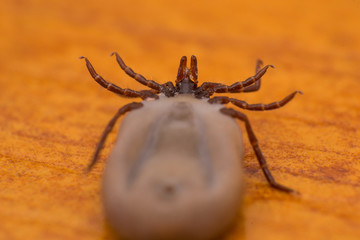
[190, 55, 198, 83]
[176, 55, 199, 87]
[176, 56, 188, 83]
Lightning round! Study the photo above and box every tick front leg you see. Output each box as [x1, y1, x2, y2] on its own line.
[219, 107, 294, 193]
[208, 91, 302, 111]
[80, 57, 158, 100]
[214, 64, 274, 93]
[242, 59, 263, 92]
[195, 63, 273, 98]
[111, 52, 162, 91]
[161, 81, 177, 97]
[86, 102, 144, 172]
[194, 82, 224, 98]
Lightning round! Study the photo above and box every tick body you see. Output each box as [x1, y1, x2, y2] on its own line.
[80, 54, 302, 240]
[104, 95, 244, 239]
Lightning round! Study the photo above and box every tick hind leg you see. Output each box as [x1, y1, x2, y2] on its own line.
[220, 107, 294, 193]
[86, 102, 144, 172]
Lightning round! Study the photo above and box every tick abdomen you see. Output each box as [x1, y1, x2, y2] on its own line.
[102, 95, 244, 240]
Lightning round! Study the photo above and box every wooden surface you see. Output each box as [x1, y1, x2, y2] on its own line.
[1, 0, 360, 239]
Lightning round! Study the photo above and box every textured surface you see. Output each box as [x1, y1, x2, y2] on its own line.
[1, 0, 360, 239]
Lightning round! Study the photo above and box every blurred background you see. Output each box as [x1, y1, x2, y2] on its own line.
[1, 0, 360, 239]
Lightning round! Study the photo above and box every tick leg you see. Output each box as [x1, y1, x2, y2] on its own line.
[219, 107, 294, 193]
[208, 91, 302, 111]
[111, 52, 162, 91]
[161, 81, 177, 97]
[86, 102, 144, 172]
[243, 59, 263, 92]
[214, 64, 274, 93]
[195, 63, 273, 98]
[80, 57, 158, 99]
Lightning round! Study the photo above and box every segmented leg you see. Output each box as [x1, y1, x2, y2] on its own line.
[208, 91, 302, 111]
[214, 64, 274, 93]
[80, 57, 158, 100]
[86, 102, 144, 172]
[219, 107, 294, 193]
[161, 81, 177, 97]
[195, 64, 273, 98]
[111, 52, 162, 91]
[243, 59, 263, 92]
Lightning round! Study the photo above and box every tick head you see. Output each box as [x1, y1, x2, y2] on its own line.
[176, 55, 198, 84]
[175, 56, 198, 94]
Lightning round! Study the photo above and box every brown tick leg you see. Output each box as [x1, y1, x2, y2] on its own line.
[209, 91, 303, 111]
[195, 82, 224, 98]
[111, 52, 162, 91]
[80, 56, 154, 99]
[195, 63, 273, 98]
[86, 102, 144, 172]
[219, 107, 295, 193]
[243, 59, 263, 92]
[161, 81, 177, 97]
[213, 64, 274, 93]
[207, 96, 231, 104]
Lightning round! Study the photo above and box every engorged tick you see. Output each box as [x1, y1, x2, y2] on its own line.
[80, 53, 302, 239]
[80, 53, 302, 193]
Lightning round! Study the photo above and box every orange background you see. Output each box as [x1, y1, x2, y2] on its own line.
[1, 0, 360, 239]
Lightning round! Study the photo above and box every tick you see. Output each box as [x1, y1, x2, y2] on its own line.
[80, 54, 302, 239]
